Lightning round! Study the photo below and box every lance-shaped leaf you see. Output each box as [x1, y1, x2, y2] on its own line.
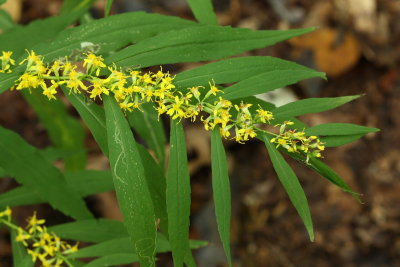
[302, 121, 378, 147]
[320, 134, 364, 147]
[305, 123, 379, 136]
[175, 56, 324, 89]
[271, 95, 360, 121]
[258, 133, 361, 202]
[49, 219, 127, 243]
[60, 0, 97, 14]
[105, 0, 113, 17]
[211, 128, 232, 266]
[262, 133, 314, 241]
[186, 0, 217, 25]
[65, 90, 168, 232]
[167, 121, 192, 267]
[296, 155, 361, 202]
[0, 126, 92, 220]
[68, 234, 206, 259]
[0, 10, 84, 58]
[0, 170, 114, 208]
[128, 102, 166, 166]
[22, 90, 86, 170]
[106, 26, 315, 68]
[104, 95, 157, 267]
[31, 12, 197, 62]
[212, 70, 323, 102]
[85, 254, 139, 267]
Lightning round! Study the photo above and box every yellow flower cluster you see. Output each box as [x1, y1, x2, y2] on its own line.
[271, 121, 325, 162]
[0, 208, 78, 267]
[0, 51, 15, 73]
[1, 50, 324, 158]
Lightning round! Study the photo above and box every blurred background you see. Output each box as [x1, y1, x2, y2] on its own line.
[0, 0, 399, 266]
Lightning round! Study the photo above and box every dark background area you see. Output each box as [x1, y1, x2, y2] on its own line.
[0, 0, 399, 266]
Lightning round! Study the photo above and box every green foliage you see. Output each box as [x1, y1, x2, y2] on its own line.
[0, 1, 378, 266]
[0, 9, 14, 31]
[211, 128, 232, 265]
[167, 122, 192, 266]
[0, 126, 92, 220]
[104, 95, 157, 267]
[128, 102, 166, 165]
[186, 0, 218, 25]
[262, 133, 314, 241]
[22, 90, 86, 170]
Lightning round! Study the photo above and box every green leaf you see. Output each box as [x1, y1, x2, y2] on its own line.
[0, 72, 20, 94]
[0, 126, 92, 220]
[0, 166, 6, 177]
[49, 219, 127, 243]
[11, 228, 34, 267]
[0, 170, 114, 208]
[104, 95, 157, 267]
[272, 95, 360, 121]
[0, 9, 15, 31]
[84, 253, 139, 267]
[128, 102, 166, 165]
[31, 12, 197, 63]
[308, 157, 361, 201]
[0, 0, 7, 5]
[215, 70, 323, 102]
[211, 128, 232, 266]
[175, 56, 325, 90]
[65, 90, 168, 233]
[186, 0, 217, 25]
[262, 133, 314, 241]
[22, 90, 86, 170]
[0, 11, 83, 58]
[287, 153, 361, 202]
[106, 26, 315, 68]
[69, 235, 207, 259]
[60, 0, 97, 14]
[137, 145, 168, 235]
[261, 136, 361, 202]
[167, 121, 192, 267]
[320, 134, 364, 147]
[305, 123, 379, 136]
[62, 89, 109, 156]
[105, 0, 113, 17]
[40, 147, 85, 162]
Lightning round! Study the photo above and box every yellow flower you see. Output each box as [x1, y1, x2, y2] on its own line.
[19, 50, 42, 66]
[0, 51, 15, 64]
[0, 51, 15, 73]
[26, 211, 45, 233]
[89, 79, 109, 99]
[256, 108, 273, 123]
[120, 102, 135, 113]
[42, 81, 58, 100]
[27, 249, 40, 262]
[83, 52, 106, 75]
[65, 70, 87, 94]
[16, 228, 31, 246]
[0, 207, 12, 218]
[16, 73, 44, 90]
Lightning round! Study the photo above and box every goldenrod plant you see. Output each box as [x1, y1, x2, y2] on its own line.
[0, 0, 379, 266]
